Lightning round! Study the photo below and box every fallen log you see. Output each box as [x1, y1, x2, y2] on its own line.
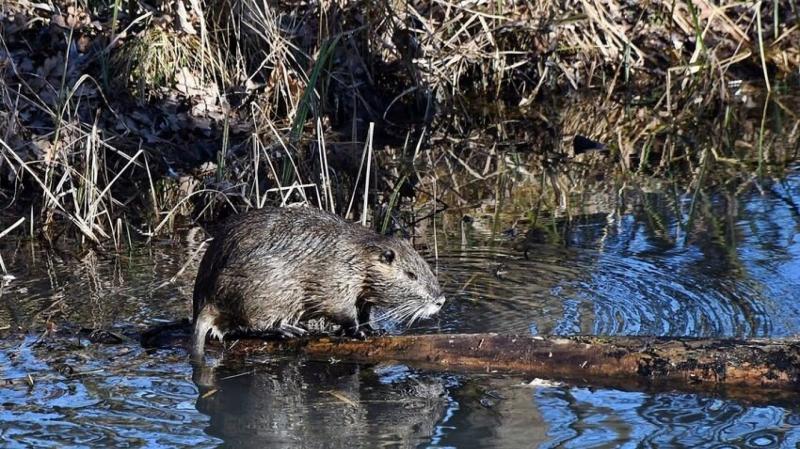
[141, 325, 800, 400]
[218, 334, 800, 397]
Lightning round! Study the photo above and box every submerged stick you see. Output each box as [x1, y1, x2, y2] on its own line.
[220, 334, 800, 394]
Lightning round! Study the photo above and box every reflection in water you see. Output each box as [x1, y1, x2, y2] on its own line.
[0, 170, 799, 447]
[429, 243, 776, 338]
[2, 334, 800, 448]
[426, 380, 800, 448]
[422, 172, 800, 340]
[535, 387, 800, 448]
[0, 239, 198, 331]
[193, 360, 449, 448]
[0, 338, 215, 448]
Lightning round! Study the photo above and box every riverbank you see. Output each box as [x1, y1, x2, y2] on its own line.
[1, 1, 798, 245]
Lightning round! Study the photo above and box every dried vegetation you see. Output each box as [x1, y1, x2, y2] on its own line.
[0, 0, 798, 246]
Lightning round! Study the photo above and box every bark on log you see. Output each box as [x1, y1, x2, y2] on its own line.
[216, 334, 800, 398]
[141, 324, 800, 400]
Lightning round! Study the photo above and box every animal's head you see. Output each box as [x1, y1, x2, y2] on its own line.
[364, 237, 445, 324]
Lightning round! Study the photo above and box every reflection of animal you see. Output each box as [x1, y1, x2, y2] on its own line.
[191, 206, 445, 360]
[193, 359, 448, 448]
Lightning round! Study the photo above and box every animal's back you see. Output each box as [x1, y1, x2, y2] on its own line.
[193, 206, 364, 320]
[191, 207, 370, 359]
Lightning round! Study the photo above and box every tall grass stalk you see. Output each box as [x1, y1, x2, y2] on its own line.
[252, 138, 262, 208]
[361, 123, 375, 227]
[345, 133, 370, 220]
[755, 2, 772, 92]
[316, 118, 334, 212]
[157, 238, 211, 288]
[258, 139, 287, 206]
[217, 117, 230, 181]
[428, 151, 439, 266]
[291, 36, 340, 138]
[51, 27, 75, 147]
[684, 150, 710, 245]
[0, 217, 25, 241]
[412, 128, 427, 163]
[267, 120, 307, 202]
[143, 151, 160, 222]
[29, 207, 34, 240]
[381, 175, 408, 234]
[757, 92, 771, 177]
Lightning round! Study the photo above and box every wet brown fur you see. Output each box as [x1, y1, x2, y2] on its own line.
[191, 206, 444, 360]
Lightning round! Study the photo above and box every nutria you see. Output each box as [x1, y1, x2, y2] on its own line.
[191, 206, 445, 360]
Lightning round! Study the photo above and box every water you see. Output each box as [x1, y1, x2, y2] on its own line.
[426, 176, 800, 339]
[1, 169, 799, 448]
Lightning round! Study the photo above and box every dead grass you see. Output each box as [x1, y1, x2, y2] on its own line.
[0, 0, 797, 244]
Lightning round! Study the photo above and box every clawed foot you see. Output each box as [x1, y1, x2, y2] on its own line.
[345, 328, 369, 340]
[370, 328, 388, 337]
[341, 324, 384, 340]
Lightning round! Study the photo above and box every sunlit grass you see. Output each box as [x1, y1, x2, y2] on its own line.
[0, 0, 797, 245]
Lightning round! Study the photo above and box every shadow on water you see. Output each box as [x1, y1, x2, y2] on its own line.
[0, 167, 799, 446]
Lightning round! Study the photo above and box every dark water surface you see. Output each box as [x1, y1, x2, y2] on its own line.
[1, 169, 799, 448]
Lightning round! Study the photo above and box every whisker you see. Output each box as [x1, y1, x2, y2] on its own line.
[365, 309, 399, 327]
[406, 305, 428, 326]
[385, 309, 415, 325]
[376, 304, 414, 321]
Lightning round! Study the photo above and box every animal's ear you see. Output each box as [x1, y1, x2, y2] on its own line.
[379, 249, 395, 264]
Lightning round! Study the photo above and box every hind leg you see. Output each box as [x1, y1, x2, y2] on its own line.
[191, 305, 225, 362]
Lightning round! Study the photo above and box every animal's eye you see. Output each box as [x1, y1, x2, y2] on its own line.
[380, 249, 395, 264]
[405, 271, 417, 280]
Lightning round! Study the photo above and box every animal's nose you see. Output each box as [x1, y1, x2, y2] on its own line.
[435, 295, 446, 306]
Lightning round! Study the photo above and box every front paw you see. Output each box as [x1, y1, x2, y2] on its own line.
[341, 326, 368, 340]
[366, 327, 387, 337]
[352, 325, 389, 339]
